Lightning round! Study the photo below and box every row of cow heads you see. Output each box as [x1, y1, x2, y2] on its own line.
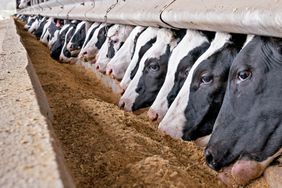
[19, 14, 282, 186]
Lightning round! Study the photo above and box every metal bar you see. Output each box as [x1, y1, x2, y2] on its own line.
[17, 0, 282, 37]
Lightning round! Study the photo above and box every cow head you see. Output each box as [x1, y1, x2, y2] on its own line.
[148, 30, 211, 122]
[28, 18, 39, 34]
[95, 24, 134, 73]
[78, 23, 109, 63]
[67, 21, 90, 57]
[59, 24, 77, 63]
[40, 18, 55, 44]
[118, 28, 179, 111]
[50, 24, 70, 60]
[119, 27, 158, 91]
[106, 26, 146, 80]
[24, 16, 35, 30]
[34, 18, 47, 40]
[205, 36, 282, 185]
[159, 33, 246, 144]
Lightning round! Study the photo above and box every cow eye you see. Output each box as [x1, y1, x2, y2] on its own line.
[237, 70, 251, 81]
[201, 74, 213, 85]
[148, 63, 160, 72]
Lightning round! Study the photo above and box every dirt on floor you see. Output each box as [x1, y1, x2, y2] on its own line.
[15, 20, 268, 188]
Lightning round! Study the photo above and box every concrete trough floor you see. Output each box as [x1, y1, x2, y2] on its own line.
[0, 18, 74, 188]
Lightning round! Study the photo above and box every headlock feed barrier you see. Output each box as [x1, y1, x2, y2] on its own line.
[17, 0, 282, 38]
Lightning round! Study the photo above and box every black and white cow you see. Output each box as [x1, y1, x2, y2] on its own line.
[95, 24, 134, 73]
[67, 21, 91, 57]
[48, 29, 60, 49]
[59, 22, 78, 63]
[34, 17, 47, 40]
[106, 26, 146, 80]
[205, 36, 282, 186]
[40, 18, 62, 46]
[77, 22, 101, 67]
[118, 28, 180, 111]
[19, 15, 28, 22]
[24, 16, 36, 30]
[28, 15, 42, 34]
[119, 27, 159, 91]
[40, 17, 55, 44]
[159, 32, 246, 145]
[148, 30, 213, 121]
[50, 24, 72, 60]
[78, 23, 110, 63]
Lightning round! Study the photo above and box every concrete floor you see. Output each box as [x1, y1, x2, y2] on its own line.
[0, 18, 74, 188]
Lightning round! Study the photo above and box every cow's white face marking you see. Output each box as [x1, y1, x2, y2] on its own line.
[119, 27, 159, 90]
[48, 29, 60, 49]
[80, 22, 100, 51]
[78, 23, 106, 63]
[159, 32, 233, 139]
[119, 28, 179, 111]
[149, 29, 210, 121]
[95, 24, 134, 73]
[24, 15, 35, 30]
[40, 17, 54, 44]
[106, 26, 146, 80]
[59, 26, 76, 63]
[28, 18, 39, 33]
[67, 21, 91, 56]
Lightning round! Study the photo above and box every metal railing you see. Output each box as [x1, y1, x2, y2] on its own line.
[17, 0, 282, 38]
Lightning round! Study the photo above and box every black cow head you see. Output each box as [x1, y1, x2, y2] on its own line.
[62, 27, 76, 59]
[132, 45, 171, 111]
[182, 34, 246, 141]
[34, 20, 46, 39]
[205, 36, 282, 172]
[50, 25, 70, 60]
[69, 22, 87, 56]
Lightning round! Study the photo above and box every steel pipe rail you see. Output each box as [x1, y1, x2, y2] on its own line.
[17, 0, 282, 38]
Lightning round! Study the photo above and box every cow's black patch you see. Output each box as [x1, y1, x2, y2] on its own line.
[167, 42, 210, 107]
[95, 24, 113, 49]
[130, 37, 157, 80]
[83, 24, 100, 48]
[70, 23, 87, 50]
[34, 19, 47, 39]
[50, 25, 70, 60]
[62, 27, 76, 58]
[132, 45, 171, 111]
[182, 35, 246, 142]
[131, 28, 146, 60]
[106, 41, 115, 59]
[25, 17, 35, 30]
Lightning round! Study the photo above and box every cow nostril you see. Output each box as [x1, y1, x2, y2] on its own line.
[96, 65, 99, 70]
[118, 100, 125, 109]
[148, 110, 158, 121]
[108, 69, 112, 75]
[83, 51, 87, 55]
[205, 149, 220, 171]
[120, 89, 125, 95]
